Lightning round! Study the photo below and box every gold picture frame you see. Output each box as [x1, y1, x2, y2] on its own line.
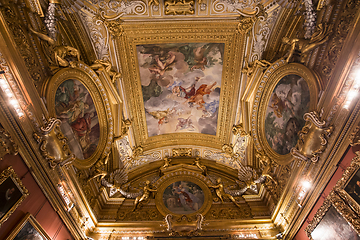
[305, 190, 360, 240]
[6, 213, 51, 240]
[333, 152, 360, 226]
[117, 20, 244, 150]
[155, 171, 212, 218]
[255, 62, 320, 165]
[44, 65, 114, 169]
[0, 166, 29, 227]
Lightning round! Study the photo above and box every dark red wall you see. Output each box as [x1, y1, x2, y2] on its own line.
[294, 147, 356, 240]
[0, 153, 74, 240]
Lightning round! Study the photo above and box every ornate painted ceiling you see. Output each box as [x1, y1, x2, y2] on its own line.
[0, 0, 360, 239]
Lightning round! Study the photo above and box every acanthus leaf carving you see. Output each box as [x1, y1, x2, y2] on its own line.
[249, 6, 279, 62]
[236, 4, 267, 35]
[79, 9, 110, 60]
[103, 19, 124, 37]
[213, 0, 260, 15]
[98, 0, 147, 19]
[0, 127, 18, 160]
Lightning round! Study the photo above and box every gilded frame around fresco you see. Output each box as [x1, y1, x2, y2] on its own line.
[332, 152, 360, 227]
[254, 62, 320, 165]
[155, 172, 212, 218]
[116, 21, 244, 150]
[0, 166, 29, 227]
[44, 65, 114, 169]
[6, 213, 51, 240]
[305, 190, 360, 239]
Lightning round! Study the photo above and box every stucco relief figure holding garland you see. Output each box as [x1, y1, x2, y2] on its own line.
[132, 180, 157, 211]
[28, 26, 80, 68]
[282, 23, 332, 63]
[208, 177, 241, 208]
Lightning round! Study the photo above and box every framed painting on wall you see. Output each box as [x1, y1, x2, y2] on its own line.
[6, 213, 51, 240]
[305, 190, 360, 240]
[0, 166, 29, 227]
[332, 152, 360, 227]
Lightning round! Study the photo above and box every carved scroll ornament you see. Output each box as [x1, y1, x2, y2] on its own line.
[291, 111, 333, 162]
[350, 125, 360, 146]
[237, 4, 267, 34]
[0, 127, 18, 160]
[33, 118, 75, 168]
[164, 0, 195, 15]
[165, 214, 204, 237]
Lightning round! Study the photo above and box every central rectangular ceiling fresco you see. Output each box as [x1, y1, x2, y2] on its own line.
[137, 43, 224, 137]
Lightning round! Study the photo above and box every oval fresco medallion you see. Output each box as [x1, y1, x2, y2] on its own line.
[55, 79, 100, 160]
[163, 181, 205, 215]
[265, 74, 310, 155]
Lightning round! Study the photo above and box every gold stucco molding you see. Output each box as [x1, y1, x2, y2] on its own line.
[117, 21, 243, 150]
[291, 111, 333, 163]
[33, 118, 75, 168]
[254, 61, 320, 165]
[44, 64, 114, 169]
[0, 127, 18, 160]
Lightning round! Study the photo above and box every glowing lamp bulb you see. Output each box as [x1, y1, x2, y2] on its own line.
[348, 89, 358, 100]
[302, 180, 311, 190]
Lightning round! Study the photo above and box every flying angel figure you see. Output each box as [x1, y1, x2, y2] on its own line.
[147, 108, 175, 126]
[175, 115, 195, 131]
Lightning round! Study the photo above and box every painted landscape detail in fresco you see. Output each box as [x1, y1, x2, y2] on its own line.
[163, 181, 204, 214]
[265, 74, 310, 155]
[137, 43, 224, 137]
[55, 79, 100, 160]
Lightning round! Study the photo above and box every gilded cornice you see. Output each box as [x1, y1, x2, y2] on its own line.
[117, 21, 243, 150]
[0, 3, 47, 86]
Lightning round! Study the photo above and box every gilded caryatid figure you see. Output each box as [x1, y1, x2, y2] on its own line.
[208, 177, 241, 208]
[132, 180, 157, 211]
[256, 152, 277, 186]
[53, 46, 80, 67]
[28, 26, 80, 68]
[162, 157, 171, 168]
[241, 59, 271, 76]
[90, 59, 122, 83]
[193, 158, 207, 175]
[282, 23, 332, 63]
